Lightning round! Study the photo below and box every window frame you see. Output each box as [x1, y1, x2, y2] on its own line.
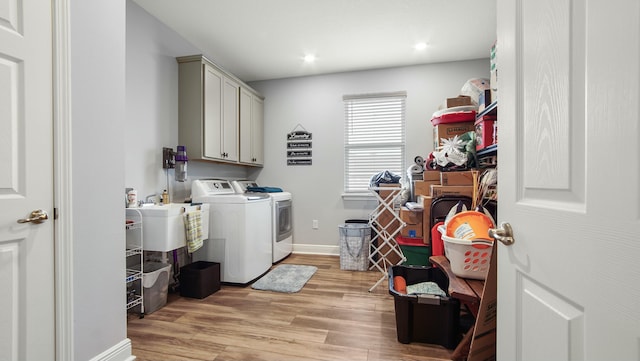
[343, 91, 407, 197]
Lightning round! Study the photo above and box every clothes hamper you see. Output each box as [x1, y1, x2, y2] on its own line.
[339, 223, 371, 271]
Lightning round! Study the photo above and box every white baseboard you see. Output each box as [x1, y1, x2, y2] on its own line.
[292, 244, 340, 256]
[89, 338, 135, 361]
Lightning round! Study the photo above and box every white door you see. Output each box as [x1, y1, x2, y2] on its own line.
[0, 0, 55, 360]
[496, 0, 640, 360]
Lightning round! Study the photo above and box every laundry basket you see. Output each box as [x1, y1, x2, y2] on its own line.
[339, 223, 371, 271]
[440, 228, 493, 280]
[142, 262, 171, 314]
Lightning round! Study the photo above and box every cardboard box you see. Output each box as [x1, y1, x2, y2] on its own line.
[378, 183, 401, 199]
[446, 95, 472, 108]
[433, 122, 476, 150]
[419, 195, 433, 245]
[423, 170, 441, 182]
[440, 171, 475, 186]
[375, 209, 402, 265]
[467, 251, 497, 361]
[401, 223, 423, 238]
[413, 180, 440, 197]
[430, 185, 474, 198]
[399, 206, 422, 225]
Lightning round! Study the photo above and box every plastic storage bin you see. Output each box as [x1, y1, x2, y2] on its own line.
[396, 236, 431, 266]
[388, 265, 461, 349]
[339, 223, 371, 271]
[142, 262, 171, 314]
[179, 261, 221, 299]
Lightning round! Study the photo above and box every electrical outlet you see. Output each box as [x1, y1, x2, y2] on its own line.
[312, 220, 319, 229]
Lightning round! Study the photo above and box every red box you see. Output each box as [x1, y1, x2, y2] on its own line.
[475, 116, 496, 150]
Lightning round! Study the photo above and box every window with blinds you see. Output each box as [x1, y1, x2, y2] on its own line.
[343, 92, 406, 193]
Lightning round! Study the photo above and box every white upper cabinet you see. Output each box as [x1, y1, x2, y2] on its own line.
[239, 87, 264, 166]
[177, 55, 261, 165]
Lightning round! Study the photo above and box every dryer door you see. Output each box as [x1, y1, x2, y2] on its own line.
[275, 199, 292, 242]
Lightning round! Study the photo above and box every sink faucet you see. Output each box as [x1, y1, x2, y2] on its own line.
[139, 194, 157, 206]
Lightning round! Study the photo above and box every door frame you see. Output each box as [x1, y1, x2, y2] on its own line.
[53, 1, 74, 360]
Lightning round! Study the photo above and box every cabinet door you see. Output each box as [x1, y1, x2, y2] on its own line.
[203, 64, 223, 159]
[239, 88, 264, 165]
[251, 95, 264, 165]
[222, 77, 239, 161]
[239, 87, 253, 163]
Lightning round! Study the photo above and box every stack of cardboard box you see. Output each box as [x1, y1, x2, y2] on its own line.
[412, 170, 476, 246]
[374, 184, 403, 265]
[432, 95, 477, 151]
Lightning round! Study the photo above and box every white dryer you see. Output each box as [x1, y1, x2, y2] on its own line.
[191, 179, 272, 284]
[231, 180, 293, 263]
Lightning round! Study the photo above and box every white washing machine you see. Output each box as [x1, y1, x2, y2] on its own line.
[191, 179, 272, 284]
[231, 180, 293, 263]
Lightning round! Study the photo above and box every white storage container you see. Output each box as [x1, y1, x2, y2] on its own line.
[143, 262, 171, 314]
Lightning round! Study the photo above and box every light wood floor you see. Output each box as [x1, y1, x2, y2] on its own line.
[127, 254, 454, 361]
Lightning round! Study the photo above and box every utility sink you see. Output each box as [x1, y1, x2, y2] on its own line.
[136, 203, 209, 252]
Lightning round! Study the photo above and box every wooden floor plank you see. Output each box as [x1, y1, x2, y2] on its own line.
[128, 254, 454, 361]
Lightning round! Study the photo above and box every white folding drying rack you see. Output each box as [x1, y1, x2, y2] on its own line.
[368, 185, 406, 292]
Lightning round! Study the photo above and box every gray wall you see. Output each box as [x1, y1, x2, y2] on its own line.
[70, 1, 127, 360]
[125, 1, 249, 205]
[125, 0, 490, 256]
[249, 59, 490, 254]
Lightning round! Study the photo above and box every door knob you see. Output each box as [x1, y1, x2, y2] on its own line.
[17, 209, 49, 224]
[488, 222, 515, 245]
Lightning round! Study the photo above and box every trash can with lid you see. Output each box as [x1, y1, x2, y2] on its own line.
[339, 223, 371, 271]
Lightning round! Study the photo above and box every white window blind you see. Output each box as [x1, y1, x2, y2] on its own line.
[343, 92, 406, 193]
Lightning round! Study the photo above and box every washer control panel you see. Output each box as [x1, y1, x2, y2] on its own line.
[192, 179, 235, 197]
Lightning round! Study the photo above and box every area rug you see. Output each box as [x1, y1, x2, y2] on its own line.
[251, 264, 317, 293]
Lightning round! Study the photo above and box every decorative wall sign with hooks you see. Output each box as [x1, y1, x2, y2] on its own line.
[287, 124, 312, 166]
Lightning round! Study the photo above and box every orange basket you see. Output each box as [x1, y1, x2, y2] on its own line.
[445, 210, 494, 241]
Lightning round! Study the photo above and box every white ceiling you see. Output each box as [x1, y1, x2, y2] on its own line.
[132, 0, 497, 82]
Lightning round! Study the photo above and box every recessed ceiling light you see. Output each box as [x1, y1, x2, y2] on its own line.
[303, 54, 316, 63]
[414, 42, 428, 51]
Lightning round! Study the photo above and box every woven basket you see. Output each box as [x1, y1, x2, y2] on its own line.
[339, 224, 371, 271]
